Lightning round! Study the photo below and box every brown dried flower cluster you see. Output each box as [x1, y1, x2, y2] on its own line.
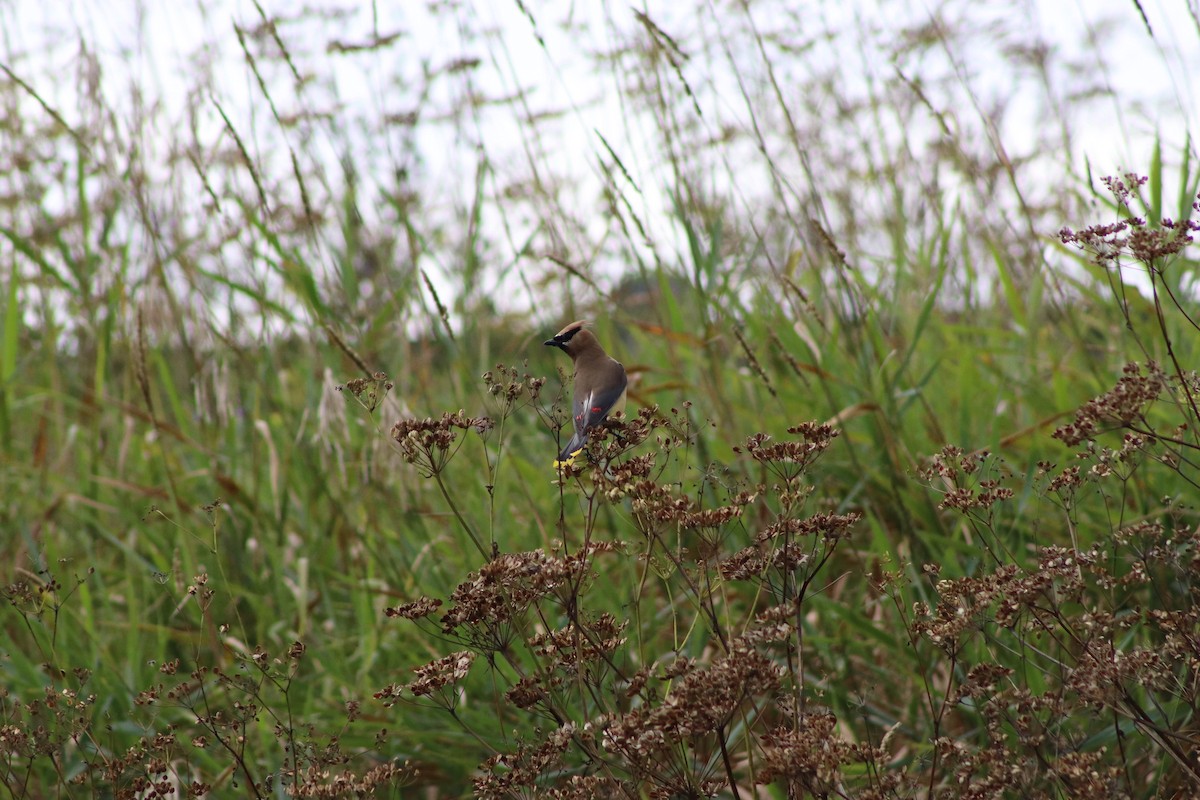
[440, 548, 604, 634]
[290, 762, 413, 798]
[1052, 362, 1166, 446]
[718, 544, 772, 581]
[719, 512, 860, 581]
[337, 371, 393, 413]
[734, 422, 839, 480]
[527, 612, 628, 668]
[390, 411, 493, 474]
[938, 479, 1014, 512]
[1059, 174, 1200, 264]
[904, 501, 1200, 790]
[1059, 217, 1200, 264]
[913, 565, 1022, 650]
[504, 674, 552, 709]
[1064, 640, 1167, 709]
[374, 650, 476, 708]
[407, 650, 476, 697]
[919, 446, 1015, 512]
[384, 597, 442, 620]
[758, 512, 860, 542]
[557, 406, 666, 475]
[919, 445, 985, 479]
[600, 640, 782, 792]
[756, 711, 868, 790]
[473, 723, 583, 798]
[914, 545, 1107, 649]
[540, 775, 635, 798]
[482, 363, 546, 406]
[624, 479, 693, 528]
[619, 481, 757, 541]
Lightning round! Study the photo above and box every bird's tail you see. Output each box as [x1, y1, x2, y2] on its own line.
[554, 433, 587, 469]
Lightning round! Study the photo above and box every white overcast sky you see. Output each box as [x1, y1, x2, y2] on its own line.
[3, 0, 1198, 326]
[11, 0, 1196, 168]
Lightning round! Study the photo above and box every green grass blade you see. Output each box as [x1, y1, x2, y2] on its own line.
[1150, 133, 1163, 224]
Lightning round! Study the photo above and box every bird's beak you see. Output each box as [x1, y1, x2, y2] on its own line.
[544, 338, 564, 349]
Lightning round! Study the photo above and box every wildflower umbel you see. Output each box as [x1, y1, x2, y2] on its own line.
[1059, 174, 1200, 265]
[556, 405, 661, 475]
[390, 411, 493, 475]
[919, 446, 1015, 512]
[373, 650, 476, 709]
[757, 712, 858, 790]
[601, 639, 783, 789]
[527, 613, 628, 668]
[1052, 362, 1166, 446]
[338, 371, 393, 413]
[482, 363, 546, 406]
[735, 422, 839, 483]
[473, 724, 583, 798]
[439, 546, 617, 635]
[384, 597, 442, 620]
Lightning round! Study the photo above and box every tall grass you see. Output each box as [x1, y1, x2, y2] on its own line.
[2, 0, 1199, 797]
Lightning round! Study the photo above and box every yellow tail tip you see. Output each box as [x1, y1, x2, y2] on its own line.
[553, 448, 585, 470]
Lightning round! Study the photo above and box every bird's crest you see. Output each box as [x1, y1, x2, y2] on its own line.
[552, 320, 588, 342]
[544, 320, 590, 350]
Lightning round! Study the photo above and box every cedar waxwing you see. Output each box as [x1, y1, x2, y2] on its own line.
[544, 321, 628, 467]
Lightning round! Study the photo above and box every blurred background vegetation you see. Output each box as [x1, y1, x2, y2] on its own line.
[2, 0, 1198, 796]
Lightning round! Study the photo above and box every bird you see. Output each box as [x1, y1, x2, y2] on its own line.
[544, 321, 628, 467]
